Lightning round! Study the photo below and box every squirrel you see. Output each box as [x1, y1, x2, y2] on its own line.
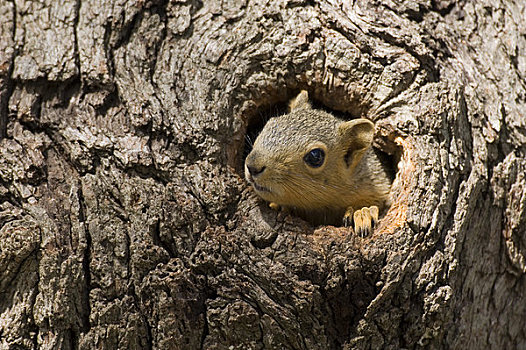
[245, 90, 393, 237]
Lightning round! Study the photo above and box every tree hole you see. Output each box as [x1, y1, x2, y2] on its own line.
[240, 90, 404, 231]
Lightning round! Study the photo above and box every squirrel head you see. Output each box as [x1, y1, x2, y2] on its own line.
[245, 90, 375, 210]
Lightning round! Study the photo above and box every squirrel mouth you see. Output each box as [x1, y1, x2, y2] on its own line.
[252, 182, 271, 193]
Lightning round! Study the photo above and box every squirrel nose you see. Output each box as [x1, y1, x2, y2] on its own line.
[247, 165, 266, 177]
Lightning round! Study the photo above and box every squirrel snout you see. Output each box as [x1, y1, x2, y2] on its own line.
[247, 165, 266, 177]
[245, 152, 266, 179]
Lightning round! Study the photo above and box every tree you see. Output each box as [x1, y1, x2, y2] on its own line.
[1, 0, 525, 349]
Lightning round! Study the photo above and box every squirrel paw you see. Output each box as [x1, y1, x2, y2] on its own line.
[269, 202, 290, 214]
[343, 206, 379, 237]
[269, 202, 281, 211]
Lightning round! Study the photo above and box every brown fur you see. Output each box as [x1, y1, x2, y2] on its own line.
[245, 91, 392, 236]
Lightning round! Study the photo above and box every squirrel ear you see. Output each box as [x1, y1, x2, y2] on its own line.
[338, 119, 375, 149]
[289, 90, 311, 111]
[338, 119, 375, 167]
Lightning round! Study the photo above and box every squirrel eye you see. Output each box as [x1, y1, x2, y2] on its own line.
[304, 148, 325, 168]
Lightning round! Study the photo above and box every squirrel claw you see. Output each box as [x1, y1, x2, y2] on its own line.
[269, 202, 290, 214]
[269, 202, 280, 211]
[344, 206, 379, 237]
[343, 207, 354, 228]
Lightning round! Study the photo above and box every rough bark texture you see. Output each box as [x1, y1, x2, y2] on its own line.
[1, 0, 525, 349]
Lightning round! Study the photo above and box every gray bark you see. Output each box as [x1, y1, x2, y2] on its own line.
[1, 0, 525, 349]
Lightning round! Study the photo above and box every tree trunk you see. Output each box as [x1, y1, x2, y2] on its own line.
[1, 0, 525, 349]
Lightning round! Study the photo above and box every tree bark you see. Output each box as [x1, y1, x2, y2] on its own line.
[1, 0, 525, 349]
